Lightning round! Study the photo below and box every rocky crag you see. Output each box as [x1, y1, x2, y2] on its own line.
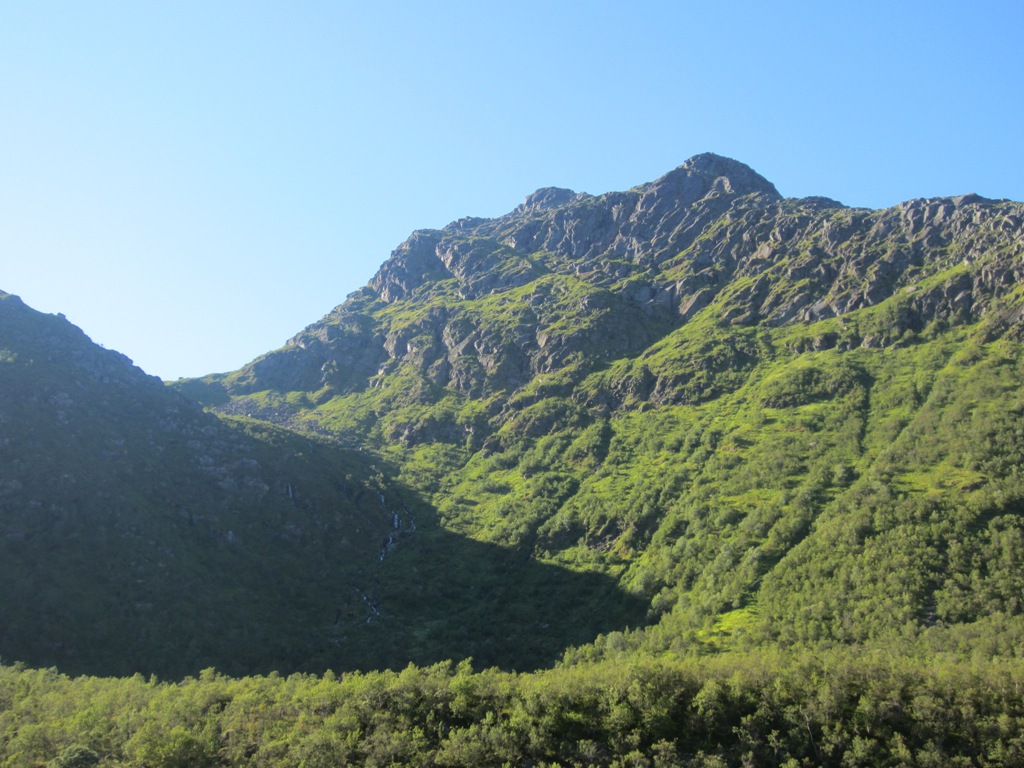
[195, 153, 1024, 430]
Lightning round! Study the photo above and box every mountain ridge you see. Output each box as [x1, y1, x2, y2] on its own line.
[189, 153, 1024, 415]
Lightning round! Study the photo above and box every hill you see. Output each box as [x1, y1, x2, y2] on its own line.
[0, 290, 644, 677]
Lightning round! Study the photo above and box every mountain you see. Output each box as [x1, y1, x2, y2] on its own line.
[179, 153, 1024, 661]
[0, 291, 645, 677]
[0, 291, 396, 675]
[5, 153, 1024, 680]
[5, 153, 1024, 765]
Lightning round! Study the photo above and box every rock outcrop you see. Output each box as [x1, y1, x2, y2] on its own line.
[190, 153, 1024, 425]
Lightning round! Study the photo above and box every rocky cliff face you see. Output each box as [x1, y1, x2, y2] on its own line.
[368, 153, 782, 304]
[194, 153, 1024, 426]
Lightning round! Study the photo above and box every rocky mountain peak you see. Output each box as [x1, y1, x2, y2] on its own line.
[364, 155, 788, 305]
[367, 229, 450, 303]
[515, 186, 580, 214]
[643, 152, 781, 202]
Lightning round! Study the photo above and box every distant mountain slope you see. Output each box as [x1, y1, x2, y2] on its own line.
[0, 291, 645, 677]
[0, 291, 393, 675]
[179, 153, 1024, 659]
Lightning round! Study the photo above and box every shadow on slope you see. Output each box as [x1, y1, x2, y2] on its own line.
[0, 291, 647, 678]
[0, 485, 649, 679]
[323, 507, 651, 673]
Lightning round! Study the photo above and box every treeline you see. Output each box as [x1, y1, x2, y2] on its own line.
[3, 650, 1023, 767]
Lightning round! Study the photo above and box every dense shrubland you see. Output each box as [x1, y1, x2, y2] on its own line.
[4, 651, 1024, 767]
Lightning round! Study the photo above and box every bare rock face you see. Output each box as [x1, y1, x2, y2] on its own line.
[189, 153, 1024, 437]
[485, 153, 782, 271]
[515, 186, 580, 214]
[364, 154, 782, 307]
[367, 230, 451, 303]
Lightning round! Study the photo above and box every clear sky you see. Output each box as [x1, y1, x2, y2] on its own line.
[2, 2, 1022, 380]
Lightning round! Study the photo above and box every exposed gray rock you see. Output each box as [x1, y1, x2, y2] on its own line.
[191, 153, 1024, 433]
[515, 187, 580, 213]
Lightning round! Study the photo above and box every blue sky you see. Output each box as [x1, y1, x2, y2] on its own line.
[2, 1, 1022, 380]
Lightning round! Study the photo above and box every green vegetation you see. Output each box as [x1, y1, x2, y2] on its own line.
[3, 651, 1023, 766]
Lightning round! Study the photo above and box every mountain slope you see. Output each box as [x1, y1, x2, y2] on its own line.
[0, 291, 396, 675]
[0, 291, 645, 676]
[180, 152, 1024, 660]
[4, 154, 1024, 766]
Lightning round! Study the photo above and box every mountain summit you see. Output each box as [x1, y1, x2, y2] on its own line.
[641, 152, 781, 199]
[197, 153, 1023, 409]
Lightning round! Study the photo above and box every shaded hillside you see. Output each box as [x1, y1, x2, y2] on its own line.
[180, 153, 1024, 658]
[0, 292, 645, 677]
[0, 292, 386, 675]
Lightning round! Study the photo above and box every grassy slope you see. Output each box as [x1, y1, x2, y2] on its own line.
[165, 187, 1024, 671]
